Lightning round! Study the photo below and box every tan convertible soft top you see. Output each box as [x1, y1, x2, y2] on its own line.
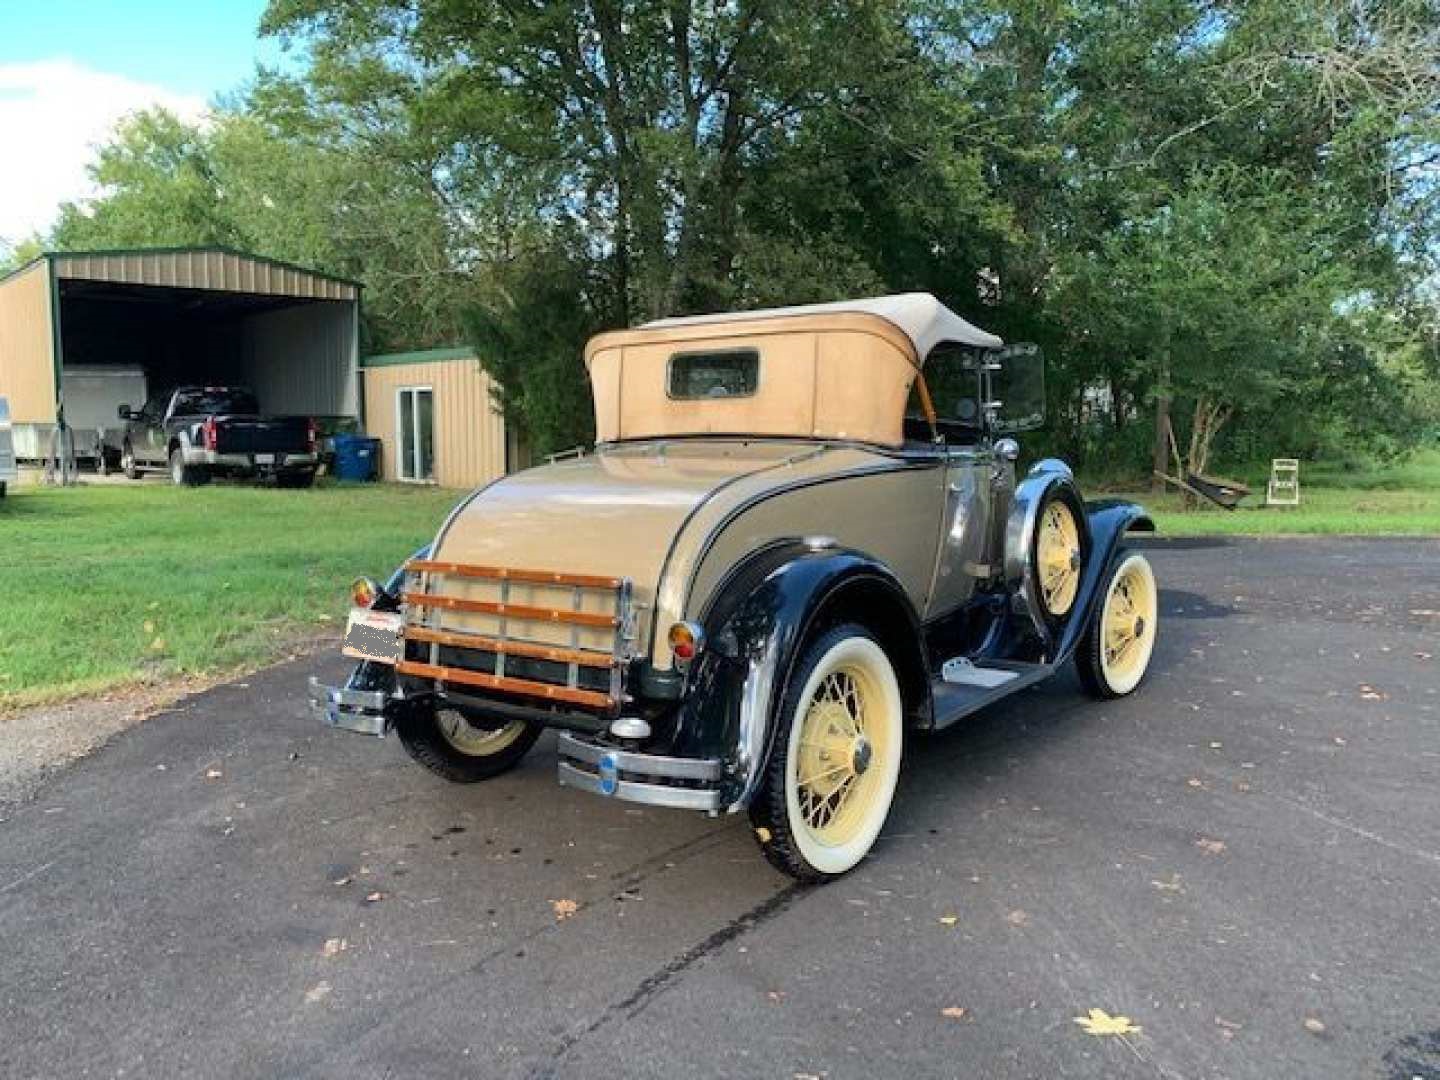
[584, 293, 1001, 448]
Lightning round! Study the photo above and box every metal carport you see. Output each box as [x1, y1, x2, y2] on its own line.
[0, 247, 360, 464]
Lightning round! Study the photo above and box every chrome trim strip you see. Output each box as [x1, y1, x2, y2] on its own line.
[557, 762, 722, 811]
[556, 731, 722, 781]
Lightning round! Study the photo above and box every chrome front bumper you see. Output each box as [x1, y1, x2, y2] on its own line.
[308, 676, 389, 736]
[556, 731, 724, 812]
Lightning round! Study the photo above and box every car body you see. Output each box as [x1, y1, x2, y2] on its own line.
[310, 294, 1159, 880]
[118, 386, 318, 487]
[0, 396, 17, 499]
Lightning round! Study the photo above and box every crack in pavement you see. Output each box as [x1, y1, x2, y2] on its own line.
[530, 882, 810, 1079]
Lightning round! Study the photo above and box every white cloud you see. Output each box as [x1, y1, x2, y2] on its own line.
[0, 58, 207, 247]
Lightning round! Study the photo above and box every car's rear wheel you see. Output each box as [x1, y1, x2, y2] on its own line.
[1077, 551, 1158, 698]
[169, 448, 209, 487]
[276, 469, 316, 489]
[395, 703, 543, 783]
[751, 624, 904, 882]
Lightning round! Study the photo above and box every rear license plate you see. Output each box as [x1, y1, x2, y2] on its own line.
[254, 453, 275, 465]
[343, 608, 405, 664]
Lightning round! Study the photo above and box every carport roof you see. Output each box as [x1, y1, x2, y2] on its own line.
[1, 246, 362, 299]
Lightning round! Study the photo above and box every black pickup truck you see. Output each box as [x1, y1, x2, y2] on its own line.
[118, 386, 318, 488]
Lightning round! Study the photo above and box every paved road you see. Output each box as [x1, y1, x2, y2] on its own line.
[2, 538, 1438, 1079]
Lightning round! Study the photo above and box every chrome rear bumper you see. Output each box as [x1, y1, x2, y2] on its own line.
[308, 676, 389, 736]
[556, 732, 723, 812]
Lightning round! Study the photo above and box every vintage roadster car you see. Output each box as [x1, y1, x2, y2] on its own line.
[310, 294, 1158, 881]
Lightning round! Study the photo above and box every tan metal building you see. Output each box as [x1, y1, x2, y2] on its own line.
[360, 346, 512, 488]
[0, 247, 360, 461]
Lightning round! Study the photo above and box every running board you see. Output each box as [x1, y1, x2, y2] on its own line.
[930, 659, 1053, 731]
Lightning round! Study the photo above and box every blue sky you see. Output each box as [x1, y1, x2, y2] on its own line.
[2, 0, 281, 98]
[1, 0, 289, 246]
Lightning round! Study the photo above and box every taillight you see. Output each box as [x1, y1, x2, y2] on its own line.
[306, 418, 317, 453]
[668, 621, 705, 667]
[202, 417, 217, 450]
[351, 576, 380, 609]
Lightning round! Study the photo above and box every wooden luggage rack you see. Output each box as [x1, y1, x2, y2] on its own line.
[396, 559, 634, 712]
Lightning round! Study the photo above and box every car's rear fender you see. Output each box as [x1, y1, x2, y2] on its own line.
[667, 541, 929, 811]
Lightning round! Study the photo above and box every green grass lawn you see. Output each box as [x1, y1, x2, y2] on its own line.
[1, 449, 1434, 708]
[1094, 449, 1440, 536]
[0, 481, 461, 709]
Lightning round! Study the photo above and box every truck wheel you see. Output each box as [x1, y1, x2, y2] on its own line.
[1076, 551, 1158, 699]
[121, 444, 142, 480]
[276, 469, 315, 489]
[395, 704, 543, 783]
[1032, 492, 1084, 620]
[169, 448, 209, 487]
[750, 623, 904, 882]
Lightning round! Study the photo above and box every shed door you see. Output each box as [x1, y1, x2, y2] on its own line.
[396, 386, 435, 482]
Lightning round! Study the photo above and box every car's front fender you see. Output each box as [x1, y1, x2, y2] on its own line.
[1050, 500, 1155, 664]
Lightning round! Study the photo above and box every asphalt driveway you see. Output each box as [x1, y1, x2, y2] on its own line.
[2, 537, 1437, 1079]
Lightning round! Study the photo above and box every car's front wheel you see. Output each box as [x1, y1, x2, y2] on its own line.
[395, 703, 543, 783]
[1076, 550, 1159, 698]
[751, 623, 904, 882]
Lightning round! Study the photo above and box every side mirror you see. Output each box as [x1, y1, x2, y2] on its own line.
[988, 344, 1046, 433]
[117, 403, 133, 420]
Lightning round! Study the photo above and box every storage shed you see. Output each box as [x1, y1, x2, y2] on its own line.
[0, 247, 360, 463]
[361, 346, 512, 488]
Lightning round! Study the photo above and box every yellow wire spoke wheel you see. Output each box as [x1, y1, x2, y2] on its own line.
[1036, 499, 1081, 617]
[437, 709, 529, 756]
[1082, 552, 1159, 697]
[781, 632, 903, 877]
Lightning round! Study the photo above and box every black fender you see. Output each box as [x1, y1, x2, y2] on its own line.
[1050, 500, 1155, 665]
[665, 540, 929, 811]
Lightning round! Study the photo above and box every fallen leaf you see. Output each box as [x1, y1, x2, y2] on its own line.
[1151, 874, 1183, 893]
[1186, 777, 1205, 789]
[1005, 909, 1030, 927]
[1415, 652, 1433, 661]
[1304, 1017, 1326, 1035]
[1074, 1008, 1141, 1036]
[755, 826, 772, 843]
[332, 876, 352, 887]
[143, 619, 155, 634]
[149, 637, 167, 652]
[1195, 837, 1226, 856]
[938, 914, 959, 927]
[551, 898, 578, 920]
[365, 891, 386, 904]
[322, 937, 348, 957]
[941, 1006, 969, 1020]
[304, 981, 332, 1004]
[767, 990, 786, 1004]
[204, 768, 223, 780]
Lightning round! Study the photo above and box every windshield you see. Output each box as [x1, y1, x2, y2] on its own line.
[171, 388, 259, 416]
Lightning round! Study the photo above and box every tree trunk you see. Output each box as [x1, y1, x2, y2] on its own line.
[1150, 392, 1171, 493]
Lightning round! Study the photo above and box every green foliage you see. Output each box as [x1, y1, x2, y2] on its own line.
[24, 0, 1440, 465]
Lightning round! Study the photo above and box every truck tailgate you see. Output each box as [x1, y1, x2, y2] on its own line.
[213, 418, 310, 455]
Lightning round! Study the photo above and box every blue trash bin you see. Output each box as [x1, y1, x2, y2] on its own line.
[332, 434, 381, 482]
